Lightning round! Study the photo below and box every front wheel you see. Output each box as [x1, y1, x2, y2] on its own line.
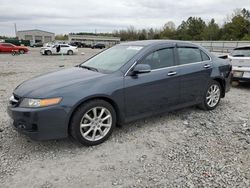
[19, 49, 25, 54]
[45, 50, 52, 55]
[70, 100, 116, 146]
[199, 80, 221, 110]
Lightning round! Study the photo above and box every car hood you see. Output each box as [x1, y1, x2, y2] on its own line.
[14, 67, 105, 98]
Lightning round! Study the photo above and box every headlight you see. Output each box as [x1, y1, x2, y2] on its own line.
[19, 97, 62, 108]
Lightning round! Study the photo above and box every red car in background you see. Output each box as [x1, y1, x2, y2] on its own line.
[0, 43, 29, 54]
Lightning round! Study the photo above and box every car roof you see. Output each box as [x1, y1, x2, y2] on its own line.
[119, 40, 197, 47]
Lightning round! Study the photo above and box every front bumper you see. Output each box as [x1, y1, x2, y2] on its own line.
[7, 105, 69, 141]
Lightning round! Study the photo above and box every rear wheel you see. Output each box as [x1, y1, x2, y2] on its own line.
[70, 100, 116, 146]
[199, 80, 221, 110]
[68, 50, 73, 55]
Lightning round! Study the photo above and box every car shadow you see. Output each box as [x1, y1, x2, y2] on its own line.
[9, 106, 196, 151]
[232, 82, 250, 90]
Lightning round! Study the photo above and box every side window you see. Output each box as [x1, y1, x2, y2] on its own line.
[2, 44, 13, 47]
[61, 45, 69, 48]
[177, 47, 202, 65]
[201, 50, 210, 61]
[141, 48, 175, 70]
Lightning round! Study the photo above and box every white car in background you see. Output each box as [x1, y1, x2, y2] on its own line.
[40, 44, 78, 55]
[228, 46, 250, 82]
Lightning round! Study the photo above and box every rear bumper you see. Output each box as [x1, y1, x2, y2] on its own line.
[231, 69, 250, 82]
[7, 105, 69, 140]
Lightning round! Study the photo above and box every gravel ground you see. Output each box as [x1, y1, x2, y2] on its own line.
[0, 48, 249, 188]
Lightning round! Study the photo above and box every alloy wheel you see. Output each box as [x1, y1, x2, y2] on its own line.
[206, 84, 220, 108]
[80, 107, 112, 141]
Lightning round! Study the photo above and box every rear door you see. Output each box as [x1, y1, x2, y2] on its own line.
[124, 46, 181, 118]
[176, 46, 212, 104]
[60, 45, 70, 54]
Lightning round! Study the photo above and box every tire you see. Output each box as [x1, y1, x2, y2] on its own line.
[19, 49, 25, 54]
[45, 50, 52, 55]
[68, 50, 73, 55]
[198, 80, 222, 111]
[70, 99, 116, 146]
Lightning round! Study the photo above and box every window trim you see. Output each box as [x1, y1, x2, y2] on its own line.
[125, 46, 212, 76]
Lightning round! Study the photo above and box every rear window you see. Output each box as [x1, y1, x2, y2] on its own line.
[231, 47, 250, 57]
[1, 44, 14, 47]
[201, 51, 210, 61]
[61, 45, 69, 47]
[177, 47, 202, 65]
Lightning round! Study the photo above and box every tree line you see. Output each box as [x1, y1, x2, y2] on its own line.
[2, 8, 249, 42]
[112, 8, 250, 41]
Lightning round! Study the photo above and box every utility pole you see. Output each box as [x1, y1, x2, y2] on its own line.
[14, 23, 17, 38]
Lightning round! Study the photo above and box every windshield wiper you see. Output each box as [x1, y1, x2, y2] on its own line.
[79, 65, 99, 72]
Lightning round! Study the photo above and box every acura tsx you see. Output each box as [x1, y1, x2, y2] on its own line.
[7, 40, 232, 146]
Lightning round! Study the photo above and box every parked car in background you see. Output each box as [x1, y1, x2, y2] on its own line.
[4, 39, 30, 46]
[8, 40, 231, 146]
[0, 43, 29, 54]
[228, 46, 250, 82]
[92, 43, 105, 49]
[31, 42, 44, 48]
[69, 41, 86, 48]
[40, 44, 78, 55]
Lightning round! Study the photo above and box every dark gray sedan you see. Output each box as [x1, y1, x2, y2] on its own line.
[7, 40, 232, 146]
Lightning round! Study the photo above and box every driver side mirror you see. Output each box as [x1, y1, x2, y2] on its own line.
[132, 64, 151, 75]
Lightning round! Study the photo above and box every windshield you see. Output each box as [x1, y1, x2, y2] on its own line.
[231, 47, 250, 57]
[81, 45, 143, 73]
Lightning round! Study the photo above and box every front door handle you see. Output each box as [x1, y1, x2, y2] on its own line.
[168, 71, 177, 76]
[204, 64, 211, 69]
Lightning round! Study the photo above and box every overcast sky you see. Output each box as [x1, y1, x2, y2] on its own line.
[0, 0, 250, 36]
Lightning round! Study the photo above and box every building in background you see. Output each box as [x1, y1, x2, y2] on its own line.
[68, 34, 120, 47]
[17, 29, 55, 45]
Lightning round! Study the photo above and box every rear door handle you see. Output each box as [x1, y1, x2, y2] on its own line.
[167, 71, 177, 76]
[204, 64, 211, 69]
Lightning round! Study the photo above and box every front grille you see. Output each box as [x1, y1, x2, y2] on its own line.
[9, 94, 20, 107]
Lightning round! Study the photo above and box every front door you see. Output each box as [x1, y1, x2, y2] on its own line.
[124, 47, 181, 118]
